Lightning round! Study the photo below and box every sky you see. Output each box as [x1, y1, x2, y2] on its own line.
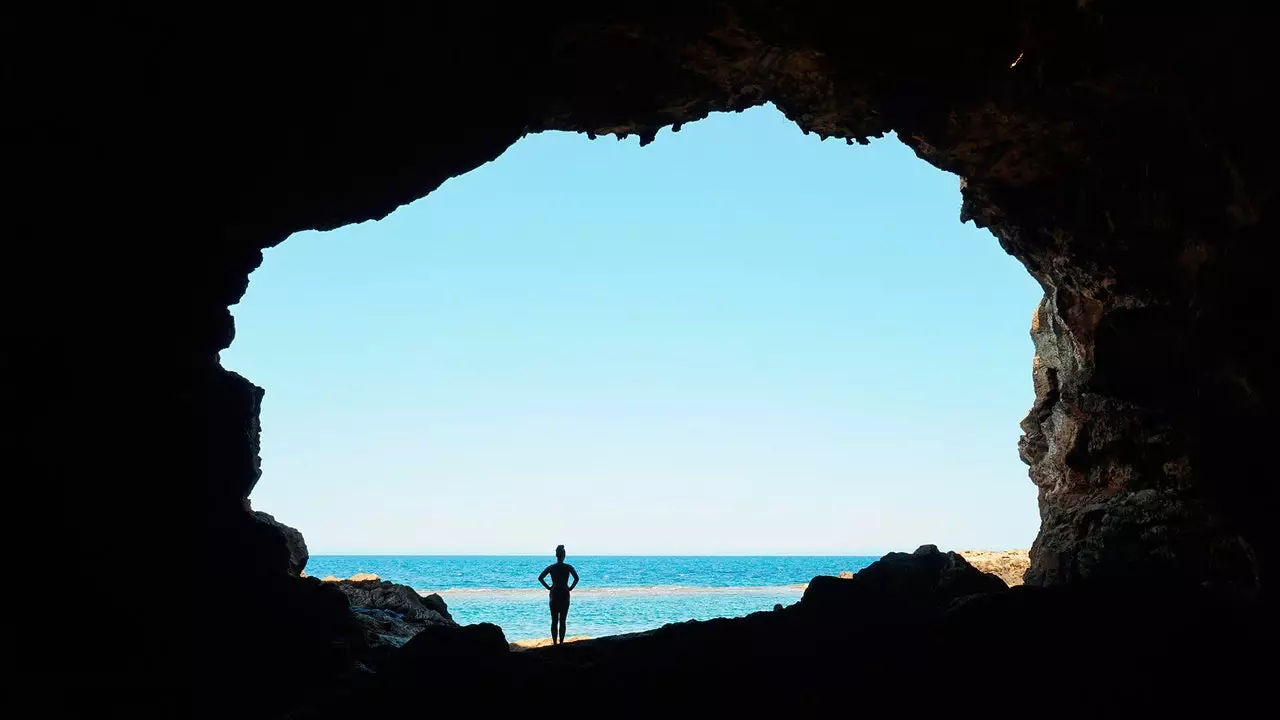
[222, 105, 1044, 556]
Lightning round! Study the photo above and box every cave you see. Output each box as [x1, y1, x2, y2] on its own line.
[8, 2, 1273, 717]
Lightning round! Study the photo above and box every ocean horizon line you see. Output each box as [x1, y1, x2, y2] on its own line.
[308, 552, 890, 558]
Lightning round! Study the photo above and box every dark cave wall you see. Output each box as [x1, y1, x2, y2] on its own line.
[194, 1, 1270, 590]
[4, 0, 1272, 694]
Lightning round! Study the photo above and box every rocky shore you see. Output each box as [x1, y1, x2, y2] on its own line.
[316, 573, 457, 667]
[957, 549, 1030, 587]
[245, 542, 1260, 719]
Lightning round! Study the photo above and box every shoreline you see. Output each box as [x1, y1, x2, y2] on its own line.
[417, 583, 810, 597]
[314, 549, 1029, 599]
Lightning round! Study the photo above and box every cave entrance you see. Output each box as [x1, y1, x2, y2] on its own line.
[222, 105, 1041, 643]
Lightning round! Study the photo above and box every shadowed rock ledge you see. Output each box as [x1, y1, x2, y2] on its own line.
[294, 545, 1269, 718]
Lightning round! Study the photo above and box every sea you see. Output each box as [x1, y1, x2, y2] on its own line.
[306, 555, 877, 641]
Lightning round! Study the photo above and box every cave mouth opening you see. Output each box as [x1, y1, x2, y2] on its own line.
[223, 105, 1042, 642]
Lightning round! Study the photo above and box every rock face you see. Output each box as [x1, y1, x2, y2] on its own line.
[958, 549, 1030, 587]
[7, 2, 1274, 713]
[251, 510, 308, 576]
[1019, 297, 1262, 588]
[328, 579, 456, 626]
[325, 579, 457, 663]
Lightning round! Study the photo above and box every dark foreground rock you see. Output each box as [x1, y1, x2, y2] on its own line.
[800, 544, 1008, 619]
[300, 561, 1269, 718]
[325, 579, 457, 661]
[251, 510, 308, 576]
[328, 579, 455, 625]
[392, 623, 508, 670]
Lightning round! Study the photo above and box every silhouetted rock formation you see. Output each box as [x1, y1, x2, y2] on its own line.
[330, 579, 456, 626]
[396, 623, 508, 668]
[308, 553, 1270, 719]
[801, 545, 1008, 619]
[321, 579, 458, 666]
[252, 510, 308, 576]
[373, 623, 511, 694]
[7, 1, 1274, 715]
[419, 592, 452, 621]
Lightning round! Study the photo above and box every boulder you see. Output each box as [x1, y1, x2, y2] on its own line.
[395, 623, 508, 666]
[420, 592, 453, 623]
[801, 544, 1008, 619]
[328, 579, 455, 626]
[251, 510, 309, 576]
[376, 623, 511, 687]
[322, 578, 458, 665]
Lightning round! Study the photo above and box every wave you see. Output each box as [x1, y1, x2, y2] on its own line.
[419, 584, 808, 599]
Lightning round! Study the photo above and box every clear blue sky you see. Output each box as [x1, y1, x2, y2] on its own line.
[223, 105, 1044, 555]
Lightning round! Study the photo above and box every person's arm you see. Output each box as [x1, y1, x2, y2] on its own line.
[568, 565, 579, 591]
[538, 565, 553, 590]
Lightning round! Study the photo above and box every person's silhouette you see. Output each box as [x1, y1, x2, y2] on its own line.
[538, 545, 579, 645]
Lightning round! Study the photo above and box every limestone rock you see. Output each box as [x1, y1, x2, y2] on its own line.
[957, 549, 1030, 587]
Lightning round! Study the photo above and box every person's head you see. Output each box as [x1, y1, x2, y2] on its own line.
[555, 545, 566, 561]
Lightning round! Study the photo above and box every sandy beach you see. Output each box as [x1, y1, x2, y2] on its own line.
[509, 636, 592, 651]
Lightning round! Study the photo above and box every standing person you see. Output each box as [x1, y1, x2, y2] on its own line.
[538, 545, 579, 645]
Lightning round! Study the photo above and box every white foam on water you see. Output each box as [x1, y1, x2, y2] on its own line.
[420, 584, 807, 599]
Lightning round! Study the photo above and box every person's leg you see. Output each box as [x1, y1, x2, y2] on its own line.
[550, 604, 558, 644]
[557, 608, 567, 643]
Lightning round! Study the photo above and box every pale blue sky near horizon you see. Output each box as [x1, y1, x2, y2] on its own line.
[223, 105, 1044, 556]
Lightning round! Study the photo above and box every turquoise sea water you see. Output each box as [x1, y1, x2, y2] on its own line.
[306, 555, 876, 640]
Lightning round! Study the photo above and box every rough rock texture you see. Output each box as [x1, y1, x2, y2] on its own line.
[5, 1, 1274, 713]
[317, 579, 457, 667]
[295, 578, 456, 670]
[328, 580, 456, 626]
[1019, 295, 1263, 588]
[958, 549, 1030, 587]
[252, 511, 308, 577]
[320, 573, 380, 583]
